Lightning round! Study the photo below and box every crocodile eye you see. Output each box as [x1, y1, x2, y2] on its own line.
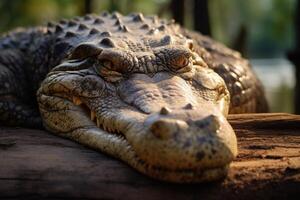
[95, 59, 123, 82]
[95, 59, 115, 72]
[171, 55, 190, 71]
[178, 56, 190, 67]
[102, 59, 114, 69]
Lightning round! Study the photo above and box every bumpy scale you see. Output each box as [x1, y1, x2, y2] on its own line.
[0, 12, 268, 182]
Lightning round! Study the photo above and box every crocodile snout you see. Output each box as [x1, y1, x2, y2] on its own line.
[149, 112, 221, 140]
[150, 118, 188, 139]
[132, 105, 237, 174]
[145, 104, 222, 131]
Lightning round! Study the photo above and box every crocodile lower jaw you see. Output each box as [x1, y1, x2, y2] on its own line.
[80, 123, 229, 183]
[138, 164, 229, 183]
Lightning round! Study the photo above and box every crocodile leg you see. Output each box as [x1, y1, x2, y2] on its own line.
[0, 50, 42, 128]
[0, 98, 42, 128]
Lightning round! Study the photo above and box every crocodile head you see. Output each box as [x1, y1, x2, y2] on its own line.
[37, 13, 237, 183]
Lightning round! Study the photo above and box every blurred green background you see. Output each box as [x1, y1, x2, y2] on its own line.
[0, 0, 297, 113]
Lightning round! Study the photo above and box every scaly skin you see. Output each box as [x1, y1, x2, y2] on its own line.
[0, 12, 268, 183]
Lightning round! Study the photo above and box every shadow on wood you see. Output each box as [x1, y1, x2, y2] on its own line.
[0, 113, 299, 199]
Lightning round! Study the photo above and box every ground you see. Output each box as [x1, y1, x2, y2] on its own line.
[0, 113, 299, 199]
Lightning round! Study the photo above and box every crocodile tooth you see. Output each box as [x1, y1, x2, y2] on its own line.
[90, 111, 96, 121]
[105, 125, 109, 132]
[96, 118, 100, 127]
[107, 125, 112, 133]
[72, 97, 82, 105]
[111, 127, 116, 133]
[103, 124, 107, 132]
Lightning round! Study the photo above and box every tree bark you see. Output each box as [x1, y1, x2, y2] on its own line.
[288, 0, 300, 114]
[170, 0, 185, 25]
[193, 0, 211, 36]
[84, 0, 93, 14]
[0, 113, 299, 199]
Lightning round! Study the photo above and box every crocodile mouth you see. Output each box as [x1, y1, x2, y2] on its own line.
[37, 66, 236, 183]
[69, 95, 233, 182]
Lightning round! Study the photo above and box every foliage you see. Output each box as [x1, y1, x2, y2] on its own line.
[210, 0, 296, 58]
[0, 0, 171, 33]
[0, 0, 296, 59]
[271, 83, 294, 112]
[0, 0, 83, 32]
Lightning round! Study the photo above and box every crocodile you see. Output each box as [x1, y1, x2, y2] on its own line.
[0, 12, 268, 183]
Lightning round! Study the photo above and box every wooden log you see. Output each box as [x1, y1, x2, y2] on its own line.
[0, 113, 299, 199]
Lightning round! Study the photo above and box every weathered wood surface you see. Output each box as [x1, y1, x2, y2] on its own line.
[0, 113, 299, 199]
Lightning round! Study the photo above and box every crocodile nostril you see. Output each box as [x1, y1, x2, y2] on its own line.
[150, 119, 188, 139]
[194, 115, 220, 131]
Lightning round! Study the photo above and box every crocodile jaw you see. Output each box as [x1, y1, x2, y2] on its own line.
[38, 89, 237, 183]
[37, 59, 237, 182]
[124, 106, 237, 183]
